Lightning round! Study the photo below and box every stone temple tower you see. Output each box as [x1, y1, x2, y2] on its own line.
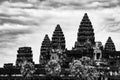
[104, 37, 116, 52]
[51, 24, 66, 50]
[40, 34, 51, 65]
[16, 47, 33, 67]
[74, 13, 95, 50]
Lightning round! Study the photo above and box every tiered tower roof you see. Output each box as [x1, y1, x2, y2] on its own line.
[16, 47, 33, 67]
[41, 34, 51, 50]
[40, 34, 51, 64]
[104, 37, 116, 52]
[75, 13, 95, 49]
[52, 24, 66, 50]
[77, 13, 95, 44]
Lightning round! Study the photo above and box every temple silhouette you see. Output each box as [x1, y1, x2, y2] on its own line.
[0, 13, 120, 80]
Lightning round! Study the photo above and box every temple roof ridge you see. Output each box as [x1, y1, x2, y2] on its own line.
[55, 24, 62, 31]
[104, 36, 116, 52]
[106, 36, 113, 43]
[44, 34, 50, 41]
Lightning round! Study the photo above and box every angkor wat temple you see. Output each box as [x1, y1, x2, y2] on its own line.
[0, 13, 120, 80]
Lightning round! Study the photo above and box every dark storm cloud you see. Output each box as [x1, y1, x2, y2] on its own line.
[1, 0, 120, 9]
[11, 0, 27, 2]
[97, 1, 120, 8]
[0, 1, 37, 9]
[39, 0, 120, 9]
[0, 13, 11, 18]
[0, 0, 9, 3]
[44, 2, 66, 8]
[10, 6, 38, 9]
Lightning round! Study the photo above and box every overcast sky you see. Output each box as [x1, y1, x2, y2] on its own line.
[0, 0, 120, 67]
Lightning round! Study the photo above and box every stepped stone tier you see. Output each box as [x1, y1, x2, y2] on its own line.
[74, 13, 95, 50]
[40, 34, 51, 65]
[104, 37, 116, 52]
[51, 24, 66, 50]
[16, 47, 33, 67]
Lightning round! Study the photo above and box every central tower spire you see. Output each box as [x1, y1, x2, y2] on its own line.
[74, 13, 95, 49]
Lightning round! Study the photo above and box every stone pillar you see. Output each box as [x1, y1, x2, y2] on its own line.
[93, 47, 102, 60]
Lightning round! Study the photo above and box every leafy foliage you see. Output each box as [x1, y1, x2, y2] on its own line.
[45, 60, 61, 76]
[70, 57, 99, 80]
[21, 61, 35, 79]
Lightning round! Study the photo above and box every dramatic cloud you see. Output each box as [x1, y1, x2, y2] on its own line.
[96, 7, 120, 33]
[39, 0, 120, 9]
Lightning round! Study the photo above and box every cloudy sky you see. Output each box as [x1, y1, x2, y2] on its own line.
[0, 0, 120, 67]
